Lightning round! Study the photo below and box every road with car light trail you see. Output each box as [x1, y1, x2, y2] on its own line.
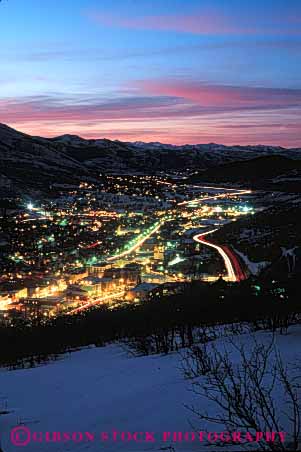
[193, 229, 247, 282]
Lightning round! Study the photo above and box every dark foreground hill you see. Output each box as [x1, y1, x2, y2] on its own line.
[190, 155, 301, 191]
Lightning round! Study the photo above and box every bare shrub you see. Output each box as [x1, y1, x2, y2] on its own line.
[183, 336, 301, 451]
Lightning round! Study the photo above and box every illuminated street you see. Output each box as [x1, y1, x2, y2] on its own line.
[0, 177, 254, 321]
[193, 230, 247, 282]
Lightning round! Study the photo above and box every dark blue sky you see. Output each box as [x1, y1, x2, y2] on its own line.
[1, 0, 300, 146]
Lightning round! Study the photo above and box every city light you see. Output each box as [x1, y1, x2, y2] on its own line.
[168, 255, 186, 266]
[193, 230, 237, 282]
[108, 222, 163, 261]
[242, 206, 251, 212]
[68, 291, 125, 315]
[1, 179, 253, 323]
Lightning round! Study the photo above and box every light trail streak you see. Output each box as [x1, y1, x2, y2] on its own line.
[178, 189, 251, 206]
[191, 185, 249, 191]
[193, 229, 237, 282]
[85, 241, 102, 249]
[67, 291, 125, 315]
[107, 223, 162, 261]
[21, 217, 51, 222]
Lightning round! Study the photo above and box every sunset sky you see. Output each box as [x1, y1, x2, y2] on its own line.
[0, 0, 301, 146]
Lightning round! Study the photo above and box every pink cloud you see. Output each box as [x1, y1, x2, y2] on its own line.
[0, 95, 184, 123]
[1, 86, 301, 147]
[2, 83, 301, 128]
[87, 11, 255, 35]
[87, 10, 301, 36]
[135, 80, 301, 110]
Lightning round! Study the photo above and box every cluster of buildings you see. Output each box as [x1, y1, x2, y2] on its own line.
[0, 177, 255, 325]
[0, 261, 143, 323]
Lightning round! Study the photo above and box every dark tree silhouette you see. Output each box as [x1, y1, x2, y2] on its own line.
[183, 337, 301, 451]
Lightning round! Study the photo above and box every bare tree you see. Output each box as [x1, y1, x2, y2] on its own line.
[0, 395, 8, 452]
[183, 336, 301, 451]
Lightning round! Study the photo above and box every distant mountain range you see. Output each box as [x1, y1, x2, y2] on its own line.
[0, 123, 301, 195]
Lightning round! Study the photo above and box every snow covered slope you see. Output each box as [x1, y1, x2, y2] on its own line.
[1, 326, 301, 452]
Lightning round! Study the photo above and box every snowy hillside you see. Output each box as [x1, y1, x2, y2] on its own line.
[1, 326, 301, 452]
[0, 124, 94, 195]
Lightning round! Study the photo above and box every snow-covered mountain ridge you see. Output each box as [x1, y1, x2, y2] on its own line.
[1, 123, 301, 194]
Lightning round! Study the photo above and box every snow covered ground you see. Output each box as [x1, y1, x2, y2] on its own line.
[1, 326, 301, 452]
[234, 249, 270, 275]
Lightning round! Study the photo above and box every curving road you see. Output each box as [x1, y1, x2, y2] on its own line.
[221, 244, 247, 282]
[193, 229, 247, 282]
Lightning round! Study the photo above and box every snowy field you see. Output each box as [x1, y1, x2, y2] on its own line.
[1, 326, 301, 452]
